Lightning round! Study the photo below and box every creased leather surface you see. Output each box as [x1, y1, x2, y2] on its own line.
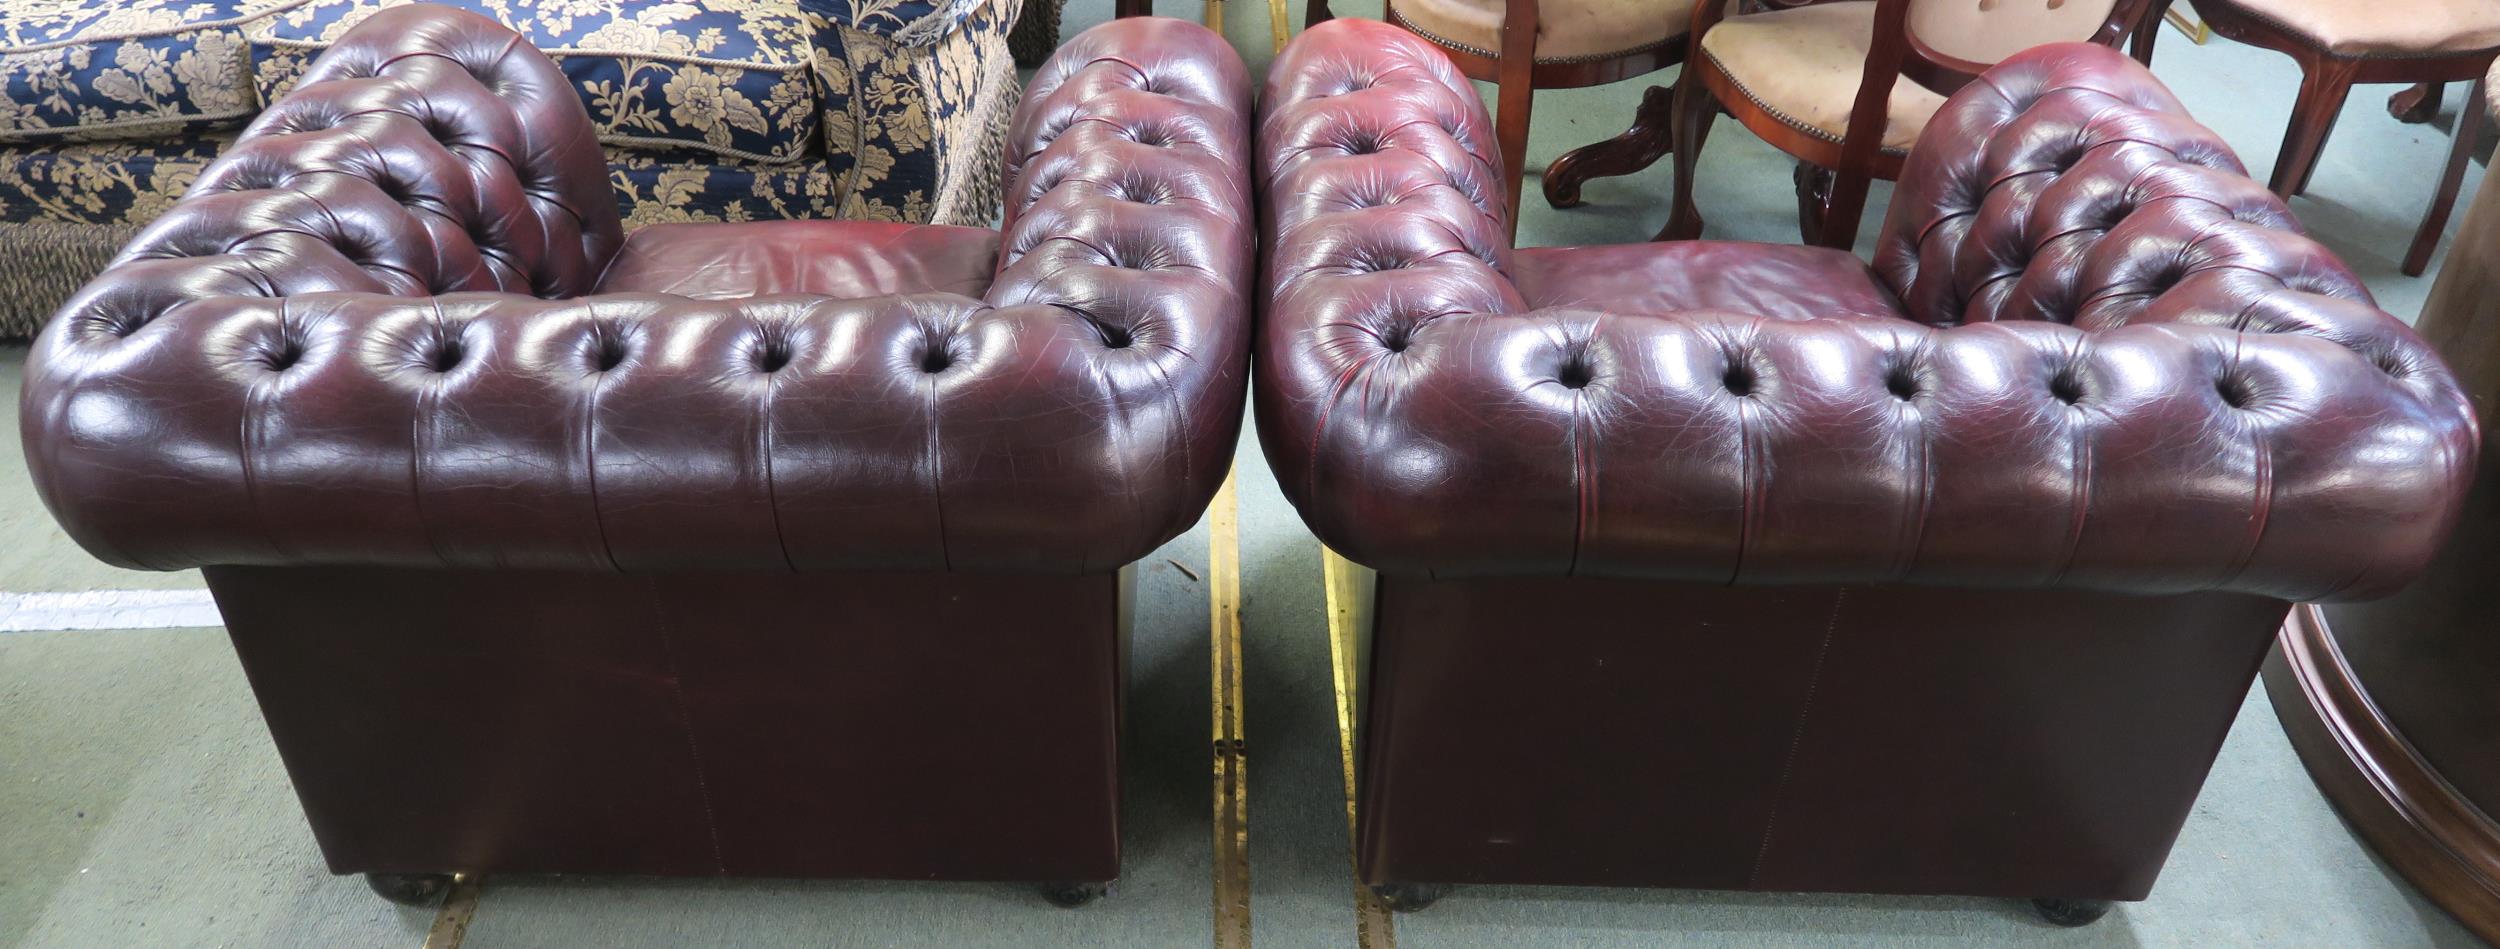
[1510, 241, 1905, 322]
[1258, 20, 2475, 601]
[21, 9, 1253, 575]
[592, 220, 1004, 300]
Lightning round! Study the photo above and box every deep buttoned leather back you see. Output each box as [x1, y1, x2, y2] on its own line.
[59, 4, 621, 352]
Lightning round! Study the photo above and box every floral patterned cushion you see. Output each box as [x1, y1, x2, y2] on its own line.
[0, 133, 843, 228]
[249, 0, 826, 164]
[0, 0, 307, 144]
[805, 0, 993, 46]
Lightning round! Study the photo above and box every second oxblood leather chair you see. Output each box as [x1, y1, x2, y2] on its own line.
[1259, 19, 2475, 924]
[19, 9, 1251, 905]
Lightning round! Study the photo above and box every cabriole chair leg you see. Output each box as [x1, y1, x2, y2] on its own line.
[2391, 81, 2445, 123]
[1544, 84, 1676, 209]
[1658, 73, 1718, 241]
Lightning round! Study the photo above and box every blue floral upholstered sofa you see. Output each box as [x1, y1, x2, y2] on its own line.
[0, 0, 1026, 337]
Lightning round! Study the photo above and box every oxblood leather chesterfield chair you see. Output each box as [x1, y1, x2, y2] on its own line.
[20, 8, 1252, 906]
[1260, 20, 2476, 925]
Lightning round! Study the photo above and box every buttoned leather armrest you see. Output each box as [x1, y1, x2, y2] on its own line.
[21, 16, 1254, 575]
[1257, 21, 2476, 601]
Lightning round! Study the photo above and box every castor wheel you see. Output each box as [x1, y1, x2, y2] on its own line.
[1369, 882, 1452, 912]
[1040, 881, 1110, 907]
[2030, 897, 2113, 927]
[366, 872, 455, 907]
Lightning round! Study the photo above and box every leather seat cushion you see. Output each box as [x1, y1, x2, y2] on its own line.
[1510, 240, 1905, 321]
[1700, 1, 1947, 152]
[594, 220, 1001, 299]
[1387, 0, 1692, 62]
[2212, 0, 2500, 54]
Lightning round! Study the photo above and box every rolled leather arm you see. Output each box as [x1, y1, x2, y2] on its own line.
[1258, 22, 2475, 601]
[21, 15, 1253, 575]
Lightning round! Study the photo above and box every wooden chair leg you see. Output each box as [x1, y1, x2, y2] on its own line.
[1818, 167, 1874, 251]
[1795, 162, 1833, 246]
[1493, 73, 1533, 240]
[1657, 74, 1718, 241]
[1543, 84, 1675, 210]
[2130, 0, 2173, 65]
[2391, 82, 2445, 124]
[2291, 66, 2358, 197]
[1117, 0, 1151, 17]
[2273, 60, 2355, 198]
[2408, 78, 2485, 277]
[1306, 0, 1332, 26]
[1491, 6, 1537, 240]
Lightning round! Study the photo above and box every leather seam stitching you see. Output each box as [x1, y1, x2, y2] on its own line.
[646, 577, 730, 874]
[1750, 586, 1846, 887]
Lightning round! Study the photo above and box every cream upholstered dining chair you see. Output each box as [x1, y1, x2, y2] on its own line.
[2131, 0, 2500, 276]
[1660, 0, 2152, 247]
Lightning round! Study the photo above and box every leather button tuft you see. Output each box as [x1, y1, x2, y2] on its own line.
[1558, 361, 1594, 389]
[1722, 363, 1755, 397]
[1097, 321, 1135, 349]
[592, 334, 627, 372]
[427, 338, 464, 372]
[2049, 368, 2086, 405]
[1381, 322, 1412, 353]
[263, 339, 303, 371]
[1885, 366, 1919, 400]
[2215, 375, 2251, 408]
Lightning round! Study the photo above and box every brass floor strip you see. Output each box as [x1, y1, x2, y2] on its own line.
[1209, 470, 1253, 949]
[1322, 549, 1396, 948]
[421, 875, 481, 949]
[2163, 7, 2212, 44]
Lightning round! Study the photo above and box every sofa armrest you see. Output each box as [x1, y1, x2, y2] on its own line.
[1255, 26, 2476, 601]
[979, 17, 1254, 548]
[1258, 19, 1522, 319]
[25, 289, 1229, 573]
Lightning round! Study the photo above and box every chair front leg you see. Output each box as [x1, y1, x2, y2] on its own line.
[2390, 81, 2445, 123]
[1793, 162, 1830, 245]
[1815, 164, 1874, 250]
[2129, 0, 2175, 65]
[2274, 57, 2357, 197]
[2407, 77, 2486, 276]
[1493, 0, 1541, 239]
[1658, 70, 1717, 240]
